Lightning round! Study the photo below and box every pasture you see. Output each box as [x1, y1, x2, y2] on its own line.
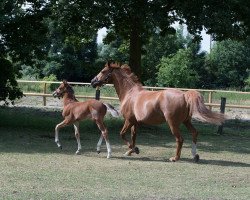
[0, 106, 250, 199]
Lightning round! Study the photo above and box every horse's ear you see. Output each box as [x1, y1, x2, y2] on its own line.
[110, 62, 120, 68]
[107, 60, 120, 68]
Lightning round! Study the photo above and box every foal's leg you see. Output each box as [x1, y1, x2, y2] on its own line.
[95, 119, 111, 158]
[55, 120, 68, 149]
[168, 121, 184, 162]
[183, 120, 199, 162]
[73, 122, 82, 155]
[96, 135, 103, 154]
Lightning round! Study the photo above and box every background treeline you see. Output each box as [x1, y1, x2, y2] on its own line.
[1, 1, 250, 104]
[19, 27, 250, 90]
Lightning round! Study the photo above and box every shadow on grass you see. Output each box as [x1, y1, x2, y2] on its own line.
[0, 106, 250, 165]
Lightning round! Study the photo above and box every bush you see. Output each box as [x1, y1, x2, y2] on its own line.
[156, 48, 199, 88]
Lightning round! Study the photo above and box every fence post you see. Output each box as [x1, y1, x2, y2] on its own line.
[95, 86, 100, 100]
[217, 97, 226, 134]
[208, 91, 213, 110]
[43, 82, 47, 106]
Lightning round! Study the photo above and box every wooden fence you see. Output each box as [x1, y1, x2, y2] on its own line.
[17, 80, 250, 109]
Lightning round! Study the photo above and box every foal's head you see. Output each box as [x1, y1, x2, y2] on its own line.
[53, 80, 74, 98]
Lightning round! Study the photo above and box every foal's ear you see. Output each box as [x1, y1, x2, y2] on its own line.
[62, 80, 68, 85]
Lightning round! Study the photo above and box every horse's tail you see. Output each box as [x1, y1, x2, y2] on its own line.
[103, 103, 120, 117]
[184, 90, 225, 125]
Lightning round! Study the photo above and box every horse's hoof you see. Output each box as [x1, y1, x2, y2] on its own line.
[58, 145, 62, 150]
[75, 151, 81, 155]
[194, 154, 200, 162]
[97, 150, 101, 154]
[124, 151, 132, 156]
[134, 147, 140, 154]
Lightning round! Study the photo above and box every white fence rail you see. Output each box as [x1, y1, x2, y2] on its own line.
[17, 80, 250, 109]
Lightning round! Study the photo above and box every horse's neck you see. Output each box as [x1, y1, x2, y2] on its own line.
[113, 71, 142, 102]
[63, 93, 77, 106]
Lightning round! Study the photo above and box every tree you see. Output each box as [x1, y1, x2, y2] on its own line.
[0, 58, 23, 105]
[156, 48, 200, 88]
[141, 27, 189, 85]
[50, 0, 250, 77]
[204, 39, 250, 89]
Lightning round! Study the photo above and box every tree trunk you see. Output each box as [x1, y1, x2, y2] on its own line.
[129, 22, 142, 78]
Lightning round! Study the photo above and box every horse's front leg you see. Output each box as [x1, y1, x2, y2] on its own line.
[127, 125, 140, 155]
[120, 120, 133, 156]
[55, 121, 67, 149]
[73, 122, 81, 155]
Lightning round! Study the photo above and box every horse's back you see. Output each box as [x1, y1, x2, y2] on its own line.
[132, 89, 188, 124]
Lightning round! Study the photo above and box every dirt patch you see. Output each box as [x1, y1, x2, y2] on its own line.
[8, 96, 250, 120]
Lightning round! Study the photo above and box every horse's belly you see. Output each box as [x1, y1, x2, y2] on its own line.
[135, 110, 165, 125]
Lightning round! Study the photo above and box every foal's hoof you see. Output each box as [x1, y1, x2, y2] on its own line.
[97, 150, 101, 154]
[107, 154, 111, 159]
[194, 154, 200, 162]
[169, 157, 179, 162]
[58, 145, 62, 150]
[133, 147, 140, 154]
[75, 151, 81, 155]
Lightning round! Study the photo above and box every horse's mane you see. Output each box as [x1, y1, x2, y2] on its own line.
[118, 64, 143, 89]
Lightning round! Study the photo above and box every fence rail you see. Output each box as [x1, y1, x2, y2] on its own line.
[17, 80, 250, 109]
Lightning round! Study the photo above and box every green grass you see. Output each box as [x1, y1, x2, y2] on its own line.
[0, 107, 250, 199]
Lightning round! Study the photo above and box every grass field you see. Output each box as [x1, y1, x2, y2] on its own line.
[0, 107, 250, 199]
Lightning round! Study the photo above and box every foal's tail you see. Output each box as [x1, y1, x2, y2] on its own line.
[103, 103, 120, 117]
[184, 90, 225, 125]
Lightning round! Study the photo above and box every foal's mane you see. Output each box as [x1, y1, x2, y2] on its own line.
[63, 81, 78, 101]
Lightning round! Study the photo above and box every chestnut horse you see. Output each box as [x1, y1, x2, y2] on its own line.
[91, 61, 225, 162]
[53, 80, 119, 158]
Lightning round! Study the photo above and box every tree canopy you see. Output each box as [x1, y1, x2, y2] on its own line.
[49, 0, 250, 76]
[1, 0, 250, 103]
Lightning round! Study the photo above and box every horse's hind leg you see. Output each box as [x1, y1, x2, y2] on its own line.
[168, 120, 184, 162]
[183, 119, 199, 162]
[73, 122, 82, 155]
[95, 119, 111, 158]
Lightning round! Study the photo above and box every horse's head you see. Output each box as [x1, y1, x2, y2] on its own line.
[53, 80, 73, 98]
[91, 60, 121, 88]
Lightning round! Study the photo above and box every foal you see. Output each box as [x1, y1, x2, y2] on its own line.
[52, 80, 119, 158]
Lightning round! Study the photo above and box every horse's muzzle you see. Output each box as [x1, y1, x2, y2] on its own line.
[91, 76, 102, 88]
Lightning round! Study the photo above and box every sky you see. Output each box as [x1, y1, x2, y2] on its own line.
[97, 27, 212, 52]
